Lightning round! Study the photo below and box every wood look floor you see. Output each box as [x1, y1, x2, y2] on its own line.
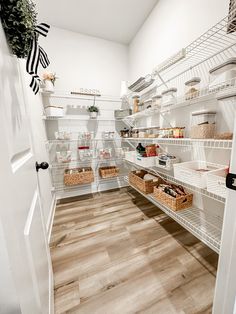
[50, 187, 218, 314]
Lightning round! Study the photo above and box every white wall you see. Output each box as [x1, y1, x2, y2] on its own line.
[40, 26, 128, 96]
[129, 0, 229, 81]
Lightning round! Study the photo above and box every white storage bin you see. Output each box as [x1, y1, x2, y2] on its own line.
[135, 156, 157, 167]
[173, 161, 224, 189]
[125, 151, 136, 163]
[161, 87, 177, 107]
[209, 57, 236, 92]
[45, 106, 64, 117]
[207, 168, 228, 198]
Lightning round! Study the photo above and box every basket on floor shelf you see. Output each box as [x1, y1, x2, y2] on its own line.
[99, 166, 120, 178]
[153, 186, 193, 211]
[64, 167, 94, 186]
[129, 170, 164, 194]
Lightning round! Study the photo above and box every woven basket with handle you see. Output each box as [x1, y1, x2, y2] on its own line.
[153, 186, 193, 211]
[129, 170, 163, 194]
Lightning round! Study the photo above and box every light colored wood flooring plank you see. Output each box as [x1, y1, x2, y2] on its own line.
[50, 187, 218, 314]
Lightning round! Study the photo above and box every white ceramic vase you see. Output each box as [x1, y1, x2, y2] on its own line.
[44, 79, 54, 93]
[90, 112, 98, 119]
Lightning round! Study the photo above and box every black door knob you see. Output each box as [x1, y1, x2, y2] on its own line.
[36, 161, 49, 172]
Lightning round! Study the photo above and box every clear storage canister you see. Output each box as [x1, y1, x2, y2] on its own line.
[161, 88, 177, 107]
[209, 57, 236, 91]
[190, 110, 216, 139]
[152, 95, 162, 109]
[99, 148, 112, 159]
[132, 95, 140, 113]
[143, 99, 152, 110]
[185, 77, 201, 100]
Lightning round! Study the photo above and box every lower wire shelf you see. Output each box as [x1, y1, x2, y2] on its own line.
[125, 176, 222, 254]
[125, 159, 226, 204]
[53, 174, 128, 191]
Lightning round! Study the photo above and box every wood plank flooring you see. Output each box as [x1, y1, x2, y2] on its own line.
[50, 187, 218, 314]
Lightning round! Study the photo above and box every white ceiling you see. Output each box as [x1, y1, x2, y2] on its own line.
[34, 0, 158, 44]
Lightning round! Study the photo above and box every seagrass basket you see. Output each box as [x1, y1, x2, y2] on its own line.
[129, 170, 163, 194]
[99, 166, 119, 178]
[64, 167, 94, 186]
[153, 187, 193, 211]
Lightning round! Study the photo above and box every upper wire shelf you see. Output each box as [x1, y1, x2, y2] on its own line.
[155, 9, 236, 81]
[41, 91, 121, 103]
[42, 116, 122, 121]
[123, 81, 236, 124]
[126, 9, 236, 99]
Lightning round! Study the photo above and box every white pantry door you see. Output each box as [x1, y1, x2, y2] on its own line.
[0, 24, 53, 313]
[213, 94, 236, 314]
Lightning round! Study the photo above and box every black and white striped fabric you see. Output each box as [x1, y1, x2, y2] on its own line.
[26, 23, 50, 94]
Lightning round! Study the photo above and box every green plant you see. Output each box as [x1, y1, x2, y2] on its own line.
[87, 105, 99, 113]
[0, 0, 37, 58]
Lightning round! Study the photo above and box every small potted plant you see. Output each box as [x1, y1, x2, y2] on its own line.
[42, 72, 58, 93]
[87, 105, 99, 119]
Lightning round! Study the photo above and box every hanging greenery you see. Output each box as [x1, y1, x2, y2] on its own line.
[0, 0, 37, 58]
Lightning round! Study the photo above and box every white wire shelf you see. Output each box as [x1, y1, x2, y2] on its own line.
[53, 174, 127, 191]
[50, 157, 125, 169]
[46, 138, 123, 144]
[125, 176, 222, 253]
[123, 82, 236, 124]
[41, 91, 121, 103]
[154, 9, 236, 79]
[122, 138, 232, 149]
[42, 115, 122, 121]
[124, 159, 226, 204]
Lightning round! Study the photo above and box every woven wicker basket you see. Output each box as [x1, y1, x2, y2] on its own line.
[190, 124, 216, 139]
[99, 166, 119, 178]
[129, 170, 163, 194]
[153, 187, 193, 211]
[64, 167, 94, 186]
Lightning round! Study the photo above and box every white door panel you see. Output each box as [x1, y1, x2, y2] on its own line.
[0, 22, 52, 313]
[24, 190, 50, 313]
[213, 104, 236, 313]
